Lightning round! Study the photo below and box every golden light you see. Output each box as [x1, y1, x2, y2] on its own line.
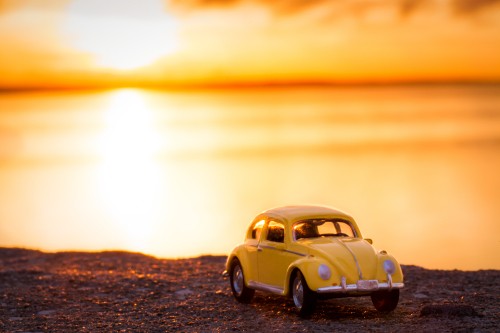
[63, 0, 180, 70]
[97, 89, 164, 252]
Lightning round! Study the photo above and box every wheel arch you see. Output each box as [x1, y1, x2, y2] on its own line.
[286, 267, 301, 297]
[285, 256, 341, 295]
[226, 246, 253, 286]
[284, 258, 319, 296]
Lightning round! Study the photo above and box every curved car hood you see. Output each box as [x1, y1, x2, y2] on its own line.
[305, 237, 378, 281]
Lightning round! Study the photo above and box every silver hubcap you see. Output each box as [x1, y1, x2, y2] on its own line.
[233, 265, 244, 295]
[293, 275, 304, 309]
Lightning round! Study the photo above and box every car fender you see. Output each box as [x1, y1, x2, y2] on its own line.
[225, 245, 256, 285]
[375, 253, 404, 283]
[284, 257, 335, 295]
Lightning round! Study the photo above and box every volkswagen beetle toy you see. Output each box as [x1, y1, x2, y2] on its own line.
[223, 205, 404, 316]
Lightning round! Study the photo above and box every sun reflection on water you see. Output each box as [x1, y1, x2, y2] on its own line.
[97, 90, 163, 252]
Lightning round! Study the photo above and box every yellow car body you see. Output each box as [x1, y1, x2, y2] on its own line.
[225, 205, 404, 316]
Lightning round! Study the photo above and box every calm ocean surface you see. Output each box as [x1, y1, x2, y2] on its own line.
[1, 85, 499, 270]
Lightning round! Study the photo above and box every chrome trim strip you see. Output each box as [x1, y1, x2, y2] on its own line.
[284, 249, 306, 257]
[337, 240, 363, 280]
[259, 244, 278, 250]
[317, 282, 404, 294]
[248, 281, 285, 295]
[257, 244, 306, 257]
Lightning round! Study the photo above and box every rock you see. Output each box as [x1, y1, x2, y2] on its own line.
[414, 293, 429, 299]
[420, 304, 480, 317]
[174, 289, 193, 300]
[37, 310, 57, 316]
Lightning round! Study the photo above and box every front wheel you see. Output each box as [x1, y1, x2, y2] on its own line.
[229, 259, 254, 303]
[371, 289, 399, 312]
[291, 270, 317, 317]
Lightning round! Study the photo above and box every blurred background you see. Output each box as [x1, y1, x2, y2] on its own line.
[1, 0, 499, 270]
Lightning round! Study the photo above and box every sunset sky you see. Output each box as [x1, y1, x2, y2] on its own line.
[1, 0, 500, 270]
[0, 0, 499, 89]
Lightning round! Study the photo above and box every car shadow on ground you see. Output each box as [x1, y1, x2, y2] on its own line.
[248, 292, 400, 321]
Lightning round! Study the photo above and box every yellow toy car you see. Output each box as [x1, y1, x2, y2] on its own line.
[224, 205, 404, 316]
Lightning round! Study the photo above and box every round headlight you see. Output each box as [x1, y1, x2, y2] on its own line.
[383, 260, 396, 274]
[318, 264, 331, 280]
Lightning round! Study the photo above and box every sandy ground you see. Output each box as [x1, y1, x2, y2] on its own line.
[0, 248, 498, 332]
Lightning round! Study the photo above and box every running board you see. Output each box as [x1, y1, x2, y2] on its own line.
[248, 281, 285, 295]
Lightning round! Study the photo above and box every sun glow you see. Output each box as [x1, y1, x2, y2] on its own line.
[97, 90, 163, 251]
[64, 0, 180, 70]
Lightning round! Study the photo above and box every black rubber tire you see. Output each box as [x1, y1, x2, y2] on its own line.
[291, 270, 317, 317]
[229, 259, 255, 303]
[371, 289, 400, 312]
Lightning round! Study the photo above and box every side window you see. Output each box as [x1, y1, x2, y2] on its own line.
[251, 220, 265, 240]
[266, 221, 285, 243]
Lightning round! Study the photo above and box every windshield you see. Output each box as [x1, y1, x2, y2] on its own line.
[293, 219, 356, 240]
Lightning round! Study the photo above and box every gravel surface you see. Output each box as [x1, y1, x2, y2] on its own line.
[0, 248, 498, 332]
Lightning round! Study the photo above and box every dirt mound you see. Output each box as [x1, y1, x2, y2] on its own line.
[0, 248, 498, 332]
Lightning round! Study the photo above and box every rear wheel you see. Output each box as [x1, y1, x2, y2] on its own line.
[291, 270, 316, 317]
[229, 259, 254, 303]
[371, 289, 399, 312]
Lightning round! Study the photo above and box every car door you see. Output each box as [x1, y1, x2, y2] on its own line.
[244, 218, 265, 282]
[257, 220, 295, 290]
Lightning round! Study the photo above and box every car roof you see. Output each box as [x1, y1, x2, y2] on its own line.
[259, 205, 354, 225]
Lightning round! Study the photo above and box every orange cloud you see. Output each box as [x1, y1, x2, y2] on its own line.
[168, 0, 500, 19]
[0, 0, 68, 13]
[0, 0, 499, 89]
[452, 0, 500, 14]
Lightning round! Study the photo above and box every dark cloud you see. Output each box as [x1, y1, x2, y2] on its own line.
[167, 0, 500, 19]
[168, 0, 434, 19]
[399, 0, 432, 17]
[451, 0, 500, 14]
[168, 0, 333, 16]
[167, 0, 240, 12]
[259, 0, 328, 16]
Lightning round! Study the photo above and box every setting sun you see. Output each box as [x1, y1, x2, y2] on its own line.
[64, 0, 180, 70]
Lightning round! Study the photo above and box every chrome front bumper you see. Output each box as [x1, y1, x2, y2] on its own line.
[317, 276, 404, 294]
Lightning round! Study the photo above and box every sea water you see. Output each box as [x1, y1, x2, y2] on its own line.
[1, 84, 499, 270]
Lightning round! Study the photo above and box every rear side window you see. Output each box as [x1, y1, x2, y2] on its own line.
[251, 220, 265, 240]
[266, 221, 285, 243]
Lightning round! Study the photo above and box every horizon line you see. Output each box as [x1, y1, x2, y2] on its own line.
[1, 79, 499, 93]
[0, 246, 495, 271]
